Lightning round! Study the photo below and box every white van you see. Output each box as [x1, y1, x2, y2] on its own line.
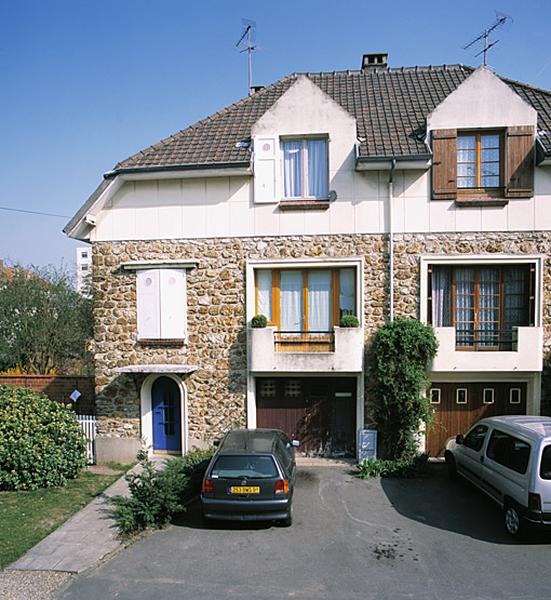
[445, 415, 551, 537]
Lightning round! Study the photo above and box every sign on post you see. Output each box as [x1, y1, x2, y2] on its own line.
[358, 429, 377, 462]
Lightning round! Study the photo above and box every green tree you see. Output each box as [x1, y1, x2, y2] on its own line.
[0, 265, 93, 374]
[370, 318, 438, 460]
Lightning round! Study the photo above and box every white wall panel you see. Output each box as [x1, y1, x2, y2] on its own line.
[279, 210, 306, 236]
[455, 207, 482, 232]
[135, 207, 159, 240]
[404, 196, 430, 232]
[253, 204, 279, 236]
[508, 198, 534, 231]
[354, 198, 382, 233]
[330, 200, 355, 234]
[429, 201, 455, 232]
[481, 206, 508, 231]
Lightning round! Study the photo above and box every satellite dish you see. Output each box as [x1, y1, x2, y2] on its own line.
[328, 190, 338, 202]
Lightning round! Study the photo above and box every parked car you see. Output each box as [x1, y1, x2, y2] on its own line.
[445, 415, 551, 537]
[201, 428, 299, 526]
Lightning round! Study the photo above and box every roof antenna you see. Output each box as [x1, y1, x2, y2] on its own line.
[463, 12, 512, 66]
[236, 19, 257, 96]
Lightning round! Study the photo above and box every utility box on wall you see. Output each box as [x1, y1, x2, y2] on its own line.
[358, 429, 377, 462]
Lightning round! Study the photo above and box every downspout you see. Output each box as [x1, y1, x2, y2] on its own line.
[388, 158, 397, 322]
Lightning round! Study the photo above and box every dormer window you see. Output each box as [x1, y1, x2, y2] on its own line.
[282, 138, 328, 200]
[457, 132, 502, 190]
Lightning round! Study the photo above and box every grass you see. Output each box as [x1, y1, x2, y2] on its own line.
[0, 463, 132, 570]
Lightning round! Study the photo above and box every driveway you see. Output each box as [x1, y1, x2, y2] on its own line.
[60, 464, 551, 600]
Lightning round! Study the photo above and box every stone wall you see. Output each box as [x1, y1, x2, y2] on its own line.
[92, 230, 551, 443]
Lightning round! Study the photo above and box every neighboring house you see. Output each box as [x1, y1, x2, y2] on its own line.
[76, 246, 92, 296]
[64, 52, 551, 463]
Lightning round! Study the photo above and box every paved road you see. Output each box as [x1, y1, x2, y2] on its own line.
[60, 465, 551, 600]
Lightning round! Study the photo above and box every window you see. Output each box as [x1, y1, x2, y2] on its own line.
[456, 388, 468, 405]
[429, 264, 534, 350]
[463, 424, 488, 452]
[255, 267, 356, 332]
[509, 388, 521, 405]
[282, 139, 328, 199]
[540, 445, 551, 480]
[457, 132, 502, 190]
[483, 388, 495, 405]
[81, 251, 88, 259]
[486, 429, 530, 474]
[137, 268, 186, 341]
[430, 388, 441, 404]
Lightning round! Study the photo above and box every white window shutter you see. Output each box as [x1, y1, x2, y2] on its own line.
[253, 136, 279, 203]
[159, 269, 186, 339]
[137, 269, 161, 339]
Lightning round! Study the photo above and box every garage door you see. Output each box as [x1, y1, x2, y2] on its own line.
[426, 382, 527, 457]
[256, 377, 356, 457]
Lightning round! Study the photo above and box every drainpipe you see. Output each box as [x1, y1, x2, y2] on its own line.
[388, 158, 397, 322]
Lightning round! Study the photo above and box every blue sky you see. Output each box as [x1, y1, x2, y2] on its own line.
[1, 0, 550, 272]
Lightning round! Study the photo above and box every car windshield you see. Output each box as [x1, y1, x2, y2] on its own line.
[211, 455, 278, 479]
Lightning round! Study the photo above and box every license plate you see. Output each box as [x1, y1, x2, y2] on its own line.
[230, 486, 260, 494]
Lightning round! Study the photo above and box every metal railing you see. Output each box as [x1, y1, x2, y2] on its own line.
[274, 330, 335, 353]
[455, 328, 517, 351]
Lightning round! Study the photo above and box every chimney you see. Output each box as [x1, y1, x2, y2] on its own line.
[361, 53, 388, 71]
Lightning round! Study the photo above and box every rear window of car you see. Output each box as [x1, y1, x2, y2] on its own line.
[540, 445, 551, 480]
[210, 455, 279, 479]
[486, 429, 531, 474]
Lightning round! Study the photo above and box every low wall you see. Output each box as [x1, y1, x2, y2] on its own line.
[0, 375, 95, 414]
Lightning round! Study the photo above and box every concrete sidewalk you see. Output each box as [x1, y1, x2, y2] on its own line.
[8, 469, 132, 574]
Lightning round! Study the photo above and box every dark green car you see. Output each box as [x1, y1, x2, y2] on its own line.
[201, 429, 299, 526]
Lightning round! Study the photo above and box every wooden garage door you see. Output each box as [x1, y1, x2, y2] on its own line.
[256, 378, 356, 457]
[426, 382, 527, 457]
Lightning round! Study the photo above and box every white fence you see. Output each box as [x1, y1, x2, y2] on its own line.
[77, 414, 97, 464]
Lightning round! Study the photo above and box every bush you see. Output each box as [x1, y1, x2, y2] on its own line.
[370, 318, 438, 460]
[111, 447, 214, 536]
[251, 314, 268, 328]
[0, 386, 87, 490]
[339, 314, 360, 327]
[358, 454, 429, 479]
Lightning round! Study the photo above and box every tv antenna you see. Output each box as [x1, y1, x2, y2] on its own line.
[463, 13, 512, 65]
[236, 18, 257, 95]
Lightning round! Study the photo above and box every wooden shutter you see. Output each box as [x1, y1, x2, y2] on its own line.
[159, 269, 186, 339]
[431, 129, 457, 200]
[505, 126, 535, 199]
[253, 136, 279, 203]
[137, 269, 160, 339]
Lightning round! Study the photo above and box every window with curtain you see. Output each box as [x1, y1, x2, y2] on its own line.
[255, 267, 356, 333]
[457, 132, 502, 190]
[429, 264, 532, 350]
[282, 138, 328, 199]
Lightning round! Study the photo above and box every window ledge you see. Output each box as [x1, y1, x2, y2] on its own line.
[455, 197, 509, 208]
[137, 339, 185, 347]
[279, 199, 330, 211]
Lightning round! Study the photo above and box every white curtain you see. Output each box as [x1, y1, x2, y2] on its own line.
[307, 140, 328, 199]
[479, 268, 499, 346]
[280, 271, 302, 332]
[455, 269, 475, 346]
[283, 141, 303, 197]
[431, 267, 451, 327]
[339, 268, 355, 317]
[308, 270, 331, 332]
[257, 270, 272, 321]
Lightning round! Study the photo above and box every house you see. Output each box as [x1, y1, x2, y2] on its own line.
[64, 52, 551, 463]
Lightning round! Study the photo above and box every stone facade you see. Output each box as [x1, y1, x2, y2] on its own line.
[92, 230, 551, 443]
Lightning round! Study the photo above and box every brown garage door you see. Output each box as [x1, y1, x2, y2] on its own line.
[256, 377, 356, 457]
[426, 382, 527, 457]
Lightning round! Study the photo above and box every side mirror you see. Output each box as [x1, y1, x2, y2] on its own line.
[291, 440, 300, 448]
[213, 439, 221, 447]
[455, 434, 464, 445]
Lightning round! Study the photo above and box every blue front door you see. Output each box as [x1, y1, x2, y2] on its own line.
[152, 377, 182, 453]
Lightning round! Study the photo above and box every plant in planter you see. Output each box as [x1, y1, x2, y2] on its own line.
[251, 314, 268, 328]
[339, 314, 360, 327]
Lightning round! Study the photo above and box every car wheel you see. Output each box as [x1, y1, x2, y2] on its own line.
[445, 452, 458, 481]
[280, 504, 293, 527]
[504, 503, 523, 538]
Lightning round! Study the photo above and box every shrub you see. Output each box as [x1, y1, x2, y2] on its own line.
[339, 314, 360, 328]
[111, 447, 214, 536]
[370, 318, 438, 460]
[251, 314, 268, 328]
[358, 454, 429, 479]
[0, 385, 87, 490]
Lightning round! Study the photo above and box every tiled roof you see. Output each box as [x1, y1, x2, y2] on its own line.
[114, 65, 551, 171]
